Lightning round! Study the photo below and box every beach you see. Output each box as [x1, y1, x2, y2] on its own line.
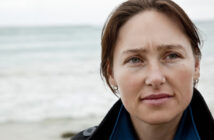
[0, 117, 102, 140]
[0, 21, 213, 140]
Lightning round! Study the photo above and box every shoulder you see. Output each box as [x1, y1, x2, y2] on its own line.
[72, 99, 122, 140]
[71, 126, 97, 140]
[191, 88, 214, 139]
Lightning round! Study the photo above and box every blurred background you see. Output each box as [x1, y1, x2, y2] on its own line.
[0, 0, 213, 140]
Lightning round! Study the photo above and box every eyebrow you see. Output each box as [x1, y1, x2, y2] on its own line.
[122, 44, 185, 55]
[158, 44, 185, 51]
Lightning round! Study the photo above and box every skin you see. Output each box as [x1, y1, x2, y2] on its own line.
[109, 10, 200, 140]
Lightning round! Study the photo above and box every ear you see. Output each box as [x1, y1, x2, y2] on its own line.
[107, 63, 117, 87]
[109, 75, 117, 87]
[194, 58, 200, 80]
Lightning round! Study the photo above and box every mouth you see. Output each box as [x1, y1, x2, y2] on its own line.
[141, 94, 173, 105]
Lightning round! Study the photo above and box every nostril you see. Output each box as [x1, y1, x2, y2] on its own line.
[145, 77, 166, 87]
[144, 65, 166, 87]
[161, 77, 166, 84]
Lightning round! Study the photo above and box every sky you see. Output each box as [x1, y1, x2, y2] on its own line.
[0, 0, 214, 27]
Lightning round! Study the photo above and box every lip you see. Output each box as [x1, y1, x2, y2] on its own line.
[141, 93, 173, 105]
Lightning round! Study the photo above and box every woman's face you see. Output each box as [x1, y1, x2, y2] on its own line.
[109, 10, 200, 125]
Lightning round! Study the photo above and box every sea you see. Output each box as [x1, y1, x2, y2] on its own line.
[0, 21, 213, 139]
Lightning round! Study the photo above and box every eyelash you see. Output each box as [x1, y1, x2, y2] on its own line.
[164, 52, 181, 61]
[125, 56, 143, 65]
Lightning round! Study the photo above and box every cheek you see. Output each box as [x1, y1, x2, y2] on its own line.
[115, 70, 142, 98]
[172, 64, 194, 102]
[176, 65, 194, 88]
[113, 68, 144, 114]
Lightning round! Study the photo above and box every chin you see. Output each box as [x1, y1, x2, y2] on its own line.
[140, 112, 183, 125]
[144, 117, 174, 125]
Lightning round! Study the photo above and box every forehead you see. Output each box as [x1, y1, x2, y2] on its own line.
[115, 10, 191, 53]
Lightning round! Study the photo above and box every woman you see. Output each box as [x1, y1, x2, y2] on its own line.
[72, 0, 214, 139]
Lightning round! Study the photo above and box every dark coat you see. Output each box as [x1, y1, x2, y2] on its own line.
[71, 89, 214, 140]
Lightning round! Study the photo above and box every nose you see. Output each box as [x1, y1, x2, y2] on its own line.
[145, 63, 166, 89]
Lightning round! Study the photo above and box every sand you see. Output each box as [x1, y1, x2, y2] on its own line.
[0, 117, 102, 140]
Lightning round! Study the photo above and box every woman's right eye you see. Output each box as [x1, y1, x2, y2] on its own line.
[125, 56, 143, 65]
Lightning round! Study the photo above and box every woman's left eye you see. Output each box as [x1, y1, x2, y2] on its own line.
[165, 53, 180, 60]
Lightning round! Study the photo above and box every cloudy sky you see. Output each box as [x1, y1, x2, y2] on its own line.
[0, 0, 213, 26]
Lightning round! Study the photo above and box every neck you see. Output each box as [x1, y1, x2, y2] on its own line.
[130, 113, 183, 140]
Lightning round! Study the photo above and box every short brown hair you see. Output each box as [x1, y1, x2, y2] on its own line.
[100, 0, 201, 93]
